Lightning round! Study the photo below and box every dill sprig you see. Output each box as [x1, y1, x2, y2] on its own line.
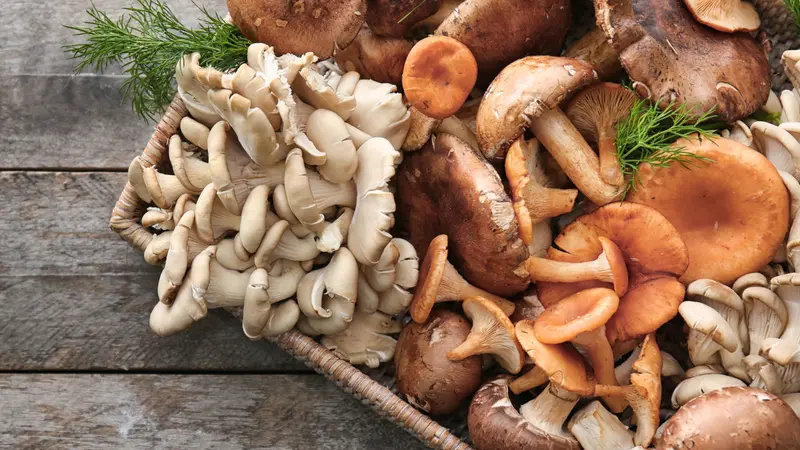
[615, 98, 722, 196]
[749, 109, 781, 125]
[64, 0, 250, 120]
[787, 0, 800, 30]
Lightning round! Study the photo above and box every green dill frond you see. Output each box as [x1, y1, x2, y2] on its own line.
[615, 97, 721, 197]
[787, 0, 800, 30]
[64, 0, 250, 120]
[749, 109, 781, 125]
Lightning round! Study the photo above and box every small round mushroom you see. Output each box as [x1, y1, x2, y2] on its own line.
[565, 82, 637, 187]
[628, 136, 789, 285]
[477, 56, 622, 205]
[684, 0, 761, 32]
[534, 288, 626, 412]
[409, 235, 516, 324]
[397, 133, 530, 297]
[659, 387, 800, 449]
[226, 0, 366, 59]
[395, 309, 483, 415]
[447, 296, 525, 374]
[595, 0, 769, 122]
[402, 36, 477, 120]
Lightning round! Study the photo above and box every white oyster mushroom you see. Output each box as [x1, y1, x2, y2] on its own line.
[679, 301, 742, 369]
[252, 220, 320, 266]
[228, 63, 282, 131]
[781, 392, 800, 417]
[296, 248, 358, 335]
[567, 401, 634, 450]
[783, 50, 800, 90]
[348, 138, 402, 266]
[175, 53, 223, 126]
[721, 121, 754, 148]
[303, 109, 358, 182]
[764, 90, 782, 116]
[751, 121, 800, 179]
[782, 90, 800, 124]
[761, 274, 800, 365]
[787, 212, 800, 271]
[372, 238, 419, 316]
[321, 310, 403, 368]
[168, 135, 211, 193]
[744, 354, 784, 394]
[780, 172, 800, 224]
[356, 273, 380, 314]
[157, 211, 195, 305]
[671, 373, 747, 408]
[733, 272, 769, 295]
[614, 347, 684, 386]
[292, 67, 358, 120]
[316, 208, 355, 253]
[241, 268, 301, 339]
[207, 89, 281, 167]
[348, 79, 411, 150]
[741, 287, 788, 361]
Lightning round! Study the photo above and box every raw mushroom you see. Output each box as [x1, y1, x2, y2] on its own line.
[684, 0, 761, 32]
[321, 310, 403, 368]
[671, 373, 747, 408]
[741, 286, 788, 361]
[468, 377, 581, 450]
[447, 296, 525, 374]
[564, 83, 637, 187]
[334, 25, 414, 86]
[733, 272, 769, 295]
[508, 366, 549, 395]
[679, 302, 743, 371]
[567, 401, 635, 450]
[175, 53, 222, 126]
[226, 0, 366, 59]
[295, 247, 358, 335]
[751, 121, 800, 178]
[721, 120, 754, 149]
[395, 309, 483, 415]
[595, 0, 770, 122]
[401, 107, 441, 152]
[434, 0, 571, 85]
[315, 208, 354, 253]
[533, 288, 626, 412]
[409, 235, 516, 324]
[364, 238, 419, 316]
[302, 109, 358, 183]
[347, 79, 411, 150]
[615, 347, 685, 385]
[761, 274, 800, 365]
[365, 0, 442, 37]
[781, 392, 800, 417]
[241, 269, 301, 338]
[782, 90, 800, 124]
[157, 211, 196, 304]
[629, 136, 789, 285]
[397, 133, 530, 297]
[476, 56, 622, 206]
[347, 138, 401, 265]
[659, 387, 800, 449]
[207, 89, 282, 167]
[563, 27, 623, 81]
[253, 221, 322, 265]
[167, 134, 212, 192]
[292, 68, 358, 121]
[536, 202, 689, 346]
[593, 333, 663, 448]
[149, 247, 213, 337]
[785, 50, 800, 89]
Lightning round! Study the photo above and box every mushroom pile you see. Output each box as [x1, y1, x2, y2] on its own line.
[130, 41, 422, 368]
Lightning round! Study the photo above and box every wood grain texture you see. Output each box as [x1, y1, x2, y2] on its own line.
[0, 171, 305, 371]
[0, 374, 426, 449]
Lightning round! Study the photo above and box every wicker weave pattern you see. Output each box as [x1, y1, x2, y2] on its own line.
[754, 0, 798, 90]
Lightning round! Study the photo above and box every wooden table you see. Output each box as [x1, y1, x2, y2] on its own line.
[1, 1, 426, 448]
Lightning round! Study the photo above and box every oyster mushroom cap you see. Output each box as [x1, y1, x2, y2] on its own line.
[292, 67, 357, 121]
[175, 53, 222, 126]
[347, 79, 411, 150]
[296, 247, 358, 330]
[567, 400, 634, 450]
[751, 121, 800, 178]
[659, 387, 800, 449]
[168, 135, 211, 192]
[157, 211, 195, 305]
[397, 133, 530, 297]
[628, 136, 789, 285]
[207, 89, 281, 167]
[304, 109, 358, 183]
[226, 0, 366, 59]
[670, 373, 747, 408]
[596, 0, 769, 122]
[321, 310, 403, 368]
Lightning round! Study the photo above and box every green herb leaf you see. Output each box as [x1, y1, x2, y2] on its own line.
[787, 0, 800, 30]
[398, 0, 428, 24]
[749, 109, 781, 125]
[615, 96, 722, 197]
[64, 0, 250, 120]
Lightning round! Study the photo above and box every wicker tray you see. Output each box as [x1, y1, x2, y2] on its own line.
[109, 1, 797, 448]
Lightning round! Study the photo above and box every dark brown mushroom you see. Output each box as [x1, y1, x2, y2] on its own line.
[365, 0, 442, 37]
[334, 24, 415, 85]
[227, 0, 366, 59]
[396, 133, 530, 297]
[435, 0, 572, 85]
[595, 0, 770, 122]
[657, 387, 800, 449]
[395, 309, 483, 415]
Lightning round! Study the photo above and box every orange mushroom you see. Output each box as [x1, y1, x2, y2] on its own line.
[410, 235, 516, 323]
[534, 287, 626, 412]
[536, 202, 689, 345]
[402, 36, 478, 120]
[628, 136, 789, 285]
[509, 365, 549, 394]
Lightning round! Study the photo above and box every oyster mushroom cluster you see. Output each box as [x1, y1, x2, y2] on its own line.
[130, 41, 421, 368]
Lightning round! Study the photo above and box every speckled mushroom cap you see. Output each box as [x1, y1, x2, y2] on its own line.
[468, 377, 581, 450]
[476, 56, 597, 161]
[629, 136, 789, 285]
[396, 133, 530, 296]
[657, 387, 800, 449]
[226, 0, 366, 59]
[536, 202, 688, 344]
[595, 0, 769, 122]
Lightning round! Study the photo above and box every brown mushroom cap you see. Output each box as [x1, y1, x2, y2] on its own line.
[515, 320, 595, 396]
[402, 36, 478, 120]
[365, 0, 442, 37]
[334, 24, 414, 86]
[476, 56, 598, 161]
[628, 136, 789, 285]
[435, 0, 571, 86]
[534, 288, 619, 344]
[657, 387, 800, 449]
[469, 377, 581, 450]
[227, 0, 366, 59]
[536, 202, 689, 344]
[396, 133, 530, 296]
[595, 0, 769, 122]
[395, 309, 483, 415]
[684, 0, 760, 33]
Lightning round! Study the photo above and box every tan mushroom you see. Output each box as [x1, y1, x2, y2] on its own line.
[751, 121, 800, 178]
[302, 109, 358, 183]
[321, 310, 403, 368]
[156, 211, 196, 305]
[316, 208, 355, 253]
[149, 246, 213, 337]
[347, 79, 411, 150]
[568, 401, 635, 450]
[174, 53, 222, 126]
[168, 135, 211, 192]
[670, 373, 747, 408]
[207, 89, 282, 167]
[295, 247, 358, 335]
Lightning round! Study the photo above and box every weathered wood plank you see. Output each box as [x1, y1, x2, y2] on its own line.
[0, 374, 426, 449]
[2, 0, 227, 76]
[2, 74, 155, 169]
[0, 171, 305, 370]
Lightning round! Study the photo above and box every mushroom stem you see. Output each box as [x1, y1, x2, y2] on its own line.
[437, 262, 516, 316]
[568, 401, 635, 450]
[518, 384, 578, 437]
[509, 366, 549, 394]
[573, 327, 627, 413]
[597, 135, 623, 187]
[528, 107, 621, 205]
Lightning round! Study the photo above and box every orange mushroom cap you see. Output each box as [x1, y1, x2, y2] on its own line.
[628, 136, 789, 285]
[534, 287, 619, 345]
[536, 202, 688, 344]
[410, 235, 449, 324]
[402, 36, 478, 120]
